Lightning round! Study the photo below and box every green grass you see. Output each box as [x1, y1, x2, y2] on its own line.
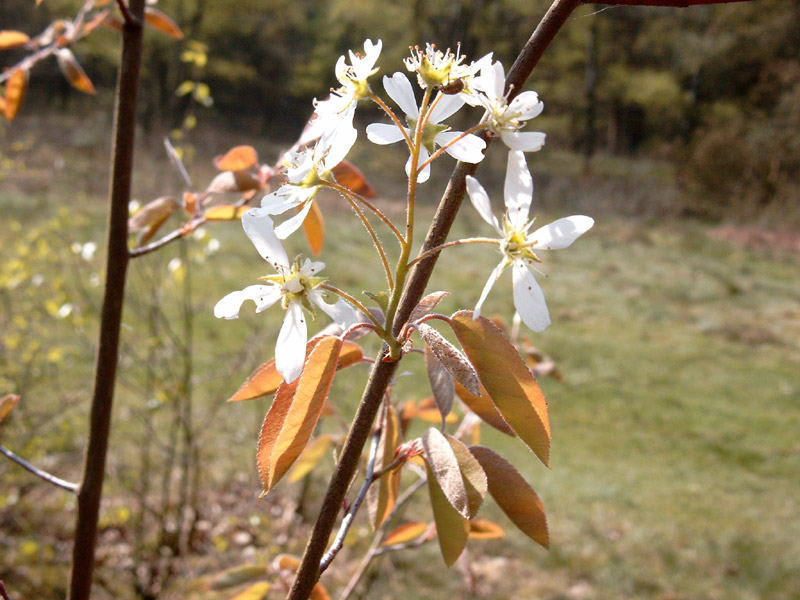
[2, 117, 799, 599]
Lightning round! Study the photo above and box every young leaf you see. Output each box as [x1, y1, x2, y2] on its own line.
[3, 69, 27, 121]
[214, 145, 258, 172]
[144, 7, 184, 39]
[408, 291, 450, 324]
[416, 397, 458, 425]
[469, 445, 548, 548]
[425, 461, 468, 566]
[425, 345, 454, 423]
[128, 196, 180, 245]
[207, 170, 262, 194]
[274, 555, 329, 600]
[445, 434, 487, 518]
[206, 565, 268, 590]
[287, 434, 333, 483]
[382, 521, 429, 546]
[257, 337, 342, 493]
[204, 205, 250, 221]
[368, 405, 400, 528]
[226, 582, 271, 600]
[0, 31, 30, 51]
[468, 519, 505, 540]
[227, 339, 361, 402]
[331, 160, 375, 197]
[453, 380, 514, 436]
[422, 428, 469, 518]
[417, 323, 480, 397]
[450, 311, 550, 467]
[0, 394, 21, 425]
[302, 201, 325, 256]
[56, 48, 96, 95]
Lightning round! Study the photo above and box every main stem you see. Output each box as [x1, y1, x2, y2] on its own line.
[68, 2, 145, 599]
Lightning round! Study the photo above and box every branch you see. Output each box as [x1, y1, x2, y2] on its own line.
[128, 218, 205, 258]
[68, 1, 146, 598]
[0, 444, 78, 493]
[589, 0, 751, 5]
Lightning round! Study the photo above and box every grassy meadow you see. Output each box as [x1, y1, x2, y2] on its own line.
[1, 113, 799, 599]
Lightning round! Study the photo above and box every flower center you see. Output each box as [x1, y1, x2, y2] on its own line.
[501, 225, 540, 263]
[407, 117, 449, 154]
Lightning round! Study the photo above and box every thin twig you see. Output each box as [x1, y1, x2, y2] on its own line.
[327, 182, 405, 243]
[416, 123, 486, 174]
[318, 284, 388, 336]
[338, 193, 395, 289]
[369, 91, 414, 152]
[319, 429, 382, 573]
[0, 445, 78, 493]
[407, 237, 499, 268]
[128, 218, 205, 258]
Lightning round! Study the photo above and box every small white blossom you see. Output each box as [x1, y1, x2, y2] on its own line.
[473, 61, 546, 152]
[366, 72, 485, 183]
[56, 303, 73, 319]
[302, 39, 382, 145]
[214, 211, 359, 382]
[466, 151, 593, 331]
[260, 127, 357, 239]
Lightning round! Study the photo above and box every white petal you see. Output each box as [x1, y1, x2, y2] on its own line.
[214, 285, 281, 319]
[508, 91, 544, 121]
[428, 93, 465, 124]
[366, 123, 406, 145]
[260, 185, 309, 213]
[274, 201, 314, 240]
[487, 61, 505, 100]
[405, 147, 430, 184]
[465, 175, 501, 233]
[474, 260, 505, 320]
[242, 209, 289, 269]
[276, 302, 308, 383]
[383, 72, 418, 119]
[512, 260, 550, 332]
[310, 292, 360, 328]
[530, 215, 594, 250]
[321, 118, 357, 172]
[500, 130, 546, 152]
[437, 131, 486, 164]
[300, 258, 326, 276]
[504, 150, 533, 228]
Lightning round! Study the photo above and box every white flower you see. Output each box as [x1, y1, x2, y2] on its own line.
[466, 150, 593, 332]
[302, 39, 382, 146]
[365, 72, 485, 183]
[473, 61, 546, 152]
[214, 210, 359, 382]
[260, 126, 357, 239]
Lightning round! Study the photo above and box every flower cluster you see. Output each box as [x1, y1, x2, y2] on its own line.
[215, 38, 592, 382]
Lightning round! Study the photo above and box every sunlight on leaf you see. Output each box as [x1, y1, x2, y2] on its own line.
[468, 518, 505, 540]
[214, 145, 258, 171]
[3, 69, 27, 121]
[382, 521, 429, 546]
[426, 460, 468, 566]
[453, 380, 514, 436]
[470, 445, 548, 548]
[287, 434, 333, 483]
[0, 31, 30, 51]
[0, 394, 21, 425]
[450, 311, 550, 467]
[257, 337, 342, 494]
[128, 196, 180, 246]
[204, 205, 251, 221]
[330, 160, 375, 197]
[56, 49, 96, 95]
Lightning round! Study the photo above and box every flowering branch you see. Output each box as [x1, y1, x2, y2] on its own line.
[0, 444, 79, 493]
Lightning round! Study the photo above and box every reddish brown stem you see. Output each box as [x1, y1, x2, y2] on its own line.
[68, 2, 145, 599]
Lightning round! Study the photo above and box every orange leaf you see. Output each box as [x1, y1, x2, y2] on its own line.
[468, 518, 505, 540]
[302, 201, 324, 256]
[144, 7, 184, 39]
[80, 10, 109, 36]
[227, 339, 361, 402]
[426, 460, 468, 566]
[368, 405, 400, 528]
[214, 145, 258, 172]
[469, 445, 548, 548]
[453, 380, 514, 436]
[450, 311, 550, 467]
[0, 30, 30, 51]
[56, 48, 96, 95]
[408, 291, 450, 324]
[416, 397, 458, 424]
[128, 196, 180, 245]
[274, 556, 329, 600]
[183, 191, 197, 214]
[331, 160, 375, 198]
[0, 394, 21, 424]
[257, 337, 342, 494]
[206, 170, 262, 194]
[204, 205, 251, 221]
[382, 521, 429, 546]
[3, 69, 27, 121]
[287, 434, 333, 483]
